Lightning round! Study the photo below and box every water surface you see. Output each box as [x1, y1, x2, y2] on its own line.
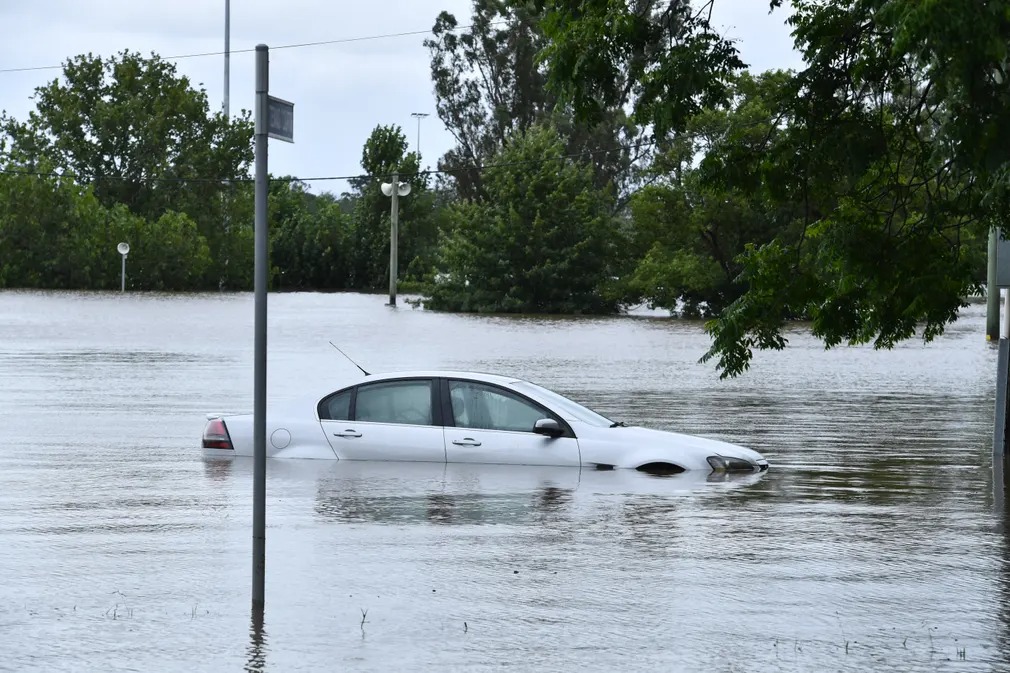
[0, 290, 1003, 671]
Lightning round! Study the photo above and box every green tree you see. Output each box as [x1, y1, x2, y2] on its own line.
[534, 0, 995, 376]
[3, 50, 253, 289]
[698, 0, 994, 376]
[108, 208, 212, 290]
[622, 70, 798, 317]
[0, 165, 212, 291]
[532, 0, 745, 139]
[269, 180, 353, 290]
[424, 124, 625, 313]
[426, 1, 640, 202]
[348, 125, 434, 289]
[0, 161, 108, 288]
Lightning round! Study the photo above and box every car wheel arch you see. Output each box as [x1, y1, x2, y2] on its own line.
[635, 461, 687, 476]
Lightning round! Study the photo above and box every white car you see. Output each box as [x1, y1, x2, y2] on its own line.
[201, 370, 769, 474]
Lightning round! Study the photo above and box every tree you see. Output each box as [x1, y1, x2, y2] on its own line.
[0, 164, 212, 291]
[3, 50, 253, 288]
[622, 70, 798, 317]
[427, 1, 640, 202]
[108, 209, 212, 291]
[534, 0, 995, 376]
[532, 0, 745, 139]
[424, 124, 626, 313]
[347, 125, 435, 289]
[269, 180, 353, 291]
[699, 0, 994, 376]
[0, 160, 109, 289]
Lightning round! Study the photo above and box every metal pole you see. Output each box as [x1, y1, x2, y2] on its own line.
[389, 173, 399, 307]
[252, 43, 269, 611]
[410, 112, 428, 157]
[224, 0, 231, 117]
[1003, 288, 1010, 340]
[120, 255, 126, 292]
[989, 230, 1000, 340]
[219, 0, 232, 292]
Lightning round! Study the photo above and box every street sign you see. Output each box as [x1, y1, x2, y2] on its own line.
[267, 96, 294, 143]
[998, 235, 1010, 287]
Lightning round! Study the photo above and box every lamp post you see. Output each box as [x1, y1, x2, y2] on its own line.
[117, 242, 130, 292]
[224, 0, 230, 117]
[381, 173, 411, 306]
[410, 112, 429, 157]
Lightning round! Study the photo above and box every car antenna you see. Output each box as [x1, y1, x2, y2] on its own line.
[329, 342, 370, 376]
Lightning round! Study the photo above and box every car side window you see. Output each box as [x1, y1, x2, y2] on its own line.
[355, 380, 433, 426]
[319, 389, 352, 421]
[449, 381, 550, 433]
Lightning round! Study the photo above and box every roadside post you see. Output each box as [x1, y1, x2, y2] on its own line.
[381, 174, 411, 306]
[993, 234, 1010, 504]
[117, 242, 129, 292]
[252, 44, 294, 611]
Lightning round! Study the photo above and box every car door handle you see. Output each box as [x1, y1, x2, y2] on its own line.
[334, 430, 362, 438]
[452, 438, 481, 447]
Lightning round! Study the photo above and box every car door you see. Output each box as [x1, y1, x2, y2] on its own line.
[319, 378, 446, 463]
[442, 379, 581, 467]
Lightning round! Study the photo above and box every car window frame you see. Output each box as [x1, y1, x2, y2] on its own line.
[439, 377, 575, 438]
[317, 377, 442, 427]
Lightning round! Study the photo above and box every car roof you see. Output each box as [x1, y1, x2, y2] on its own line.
[350, 370, 525, 386]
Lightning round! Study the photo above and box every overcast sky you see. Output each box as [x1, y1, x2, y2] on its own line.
[0, 1, 802, 194]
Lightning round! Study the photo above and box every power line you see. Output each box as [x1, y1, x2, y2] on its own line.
[0, 23, 497, 75]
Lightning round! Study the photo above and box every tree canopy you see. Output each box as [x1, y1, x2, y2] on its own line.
[2, 50, 254, 289]
[425, 124, 625, 313]
[531, 0, 997, 376]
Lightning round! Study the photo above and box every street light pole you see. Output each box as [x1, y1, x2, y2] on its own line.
[410, 112, 429, 157]
[389, 172, 399, 307]
[117, 242, 130, 292]
[381, 175, 412, 307]
[224, 0, 231, 118]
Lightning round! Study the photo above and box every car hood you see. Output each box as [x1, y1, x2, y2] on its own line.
[577, 424, 766, 469]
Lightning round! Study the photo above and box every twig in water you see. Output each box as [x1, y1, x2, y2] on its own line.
[360, 608, 368, 629]
[464, 621, 468, 633]
[836, 613, 849, 654]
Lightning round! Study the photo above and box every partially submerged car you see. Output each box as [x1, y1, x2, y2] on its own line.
[202, 371, 769, 474]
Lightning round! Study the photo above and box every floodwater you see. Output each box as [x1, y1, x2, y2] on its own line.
[0, 290, 1006, 672]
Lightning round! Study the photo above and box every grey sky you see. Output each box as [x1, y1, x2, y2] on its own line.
[0, 1, 802, 194]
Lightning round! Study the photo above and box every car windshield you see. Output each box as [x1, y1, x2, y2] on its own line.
[511, 381, 615, 428]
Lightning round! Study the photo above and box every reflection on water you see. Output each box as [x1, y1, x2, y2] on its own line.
[245, 608, 267, 673]
[0, 290, 1006, 671]
[310, 463, 765, 527]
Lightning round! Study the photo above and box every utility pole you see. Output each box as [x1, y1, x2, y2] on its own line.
[381, 174, 412, 306]
[410, 112, 429, 157]
[224, 0, 231, 118]
[389, 172, 400, 307]
[220, 0, 232, 293]
[989, 229, 1000, 341]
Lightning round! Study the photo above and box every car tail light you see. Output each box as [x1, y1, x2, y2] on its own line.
[203, 417, 233, 449]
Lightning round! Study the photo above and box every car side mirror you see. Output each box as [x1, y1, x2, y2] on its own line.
[533, 418, 564, 437]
